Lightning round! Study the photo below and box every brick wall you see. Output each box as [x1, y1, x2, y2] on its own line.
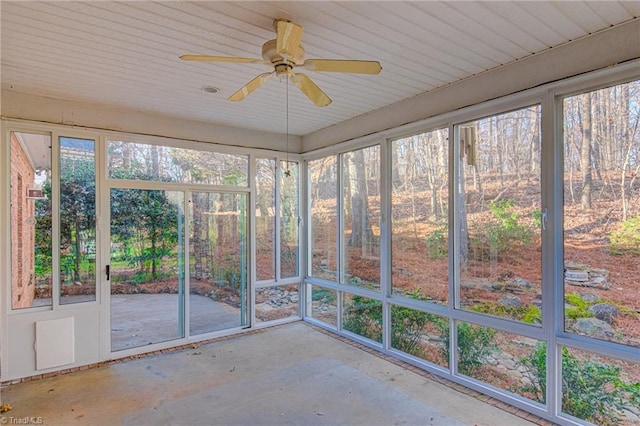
[10, 132, 36, 309]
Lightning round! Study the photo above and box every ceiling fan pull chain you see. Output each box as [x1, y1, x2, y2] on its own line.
[284, 76, 291, 177]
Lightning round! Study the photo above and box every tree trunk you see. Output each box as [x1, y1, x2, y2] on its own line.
[391, 143, 402, 189]
[620, 84, 632, 221]
[343, 154, 352, 221]
[192, 192, 209, 280]
[348, 150, 374, 248]
[459, 161, 469, 264]
[151, 230, 157, 280]
[73, 221, 81, 282]
[580, 93, 593, 210]
[151, 145, 160, 178]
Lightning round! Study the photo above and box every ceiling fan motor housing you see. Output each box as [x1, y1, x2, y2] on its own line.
[180, 18, 380, 106]
[262, 39, 305, 66]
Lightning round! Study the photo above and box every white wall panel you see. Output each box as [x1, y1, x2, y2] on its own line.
[4, 310, 100, 381]
[36, 317, 75, 370]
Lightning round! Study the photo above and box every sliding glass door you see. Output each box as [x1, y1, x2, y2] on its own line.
[110, 189, 185, 351]
[189, 191, 248, 335]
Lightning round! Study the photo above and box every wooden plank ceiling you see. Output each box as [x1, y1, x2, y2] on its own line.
[1, 1, 638, 136]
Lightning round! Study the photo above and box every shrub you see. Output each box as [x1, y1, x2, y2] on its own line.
[518, 343, 640, 425]
[565, 291, 594, 319]
[390, 305, 430, 354]
[343, 296, 497, 374]
[34, 253, 53, 277]
[311, 288, 336, 304]
[469, 303, 542, 325]
[609, 215, 640, 255]
[426, 228, 447, 259]
[486, 199, 533, 254]
[343, 293, 444, 356]
[342, 296, 383, 343]
[522, 305, 542, 324]
[440, 322, 497, 376]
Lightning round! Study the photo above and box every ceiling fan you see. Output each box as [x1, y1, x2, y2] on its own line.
[180, 19, 382, 107]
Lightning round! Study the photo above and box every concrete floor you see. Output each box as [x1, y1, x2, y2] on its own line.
[1, 322, 535, 426]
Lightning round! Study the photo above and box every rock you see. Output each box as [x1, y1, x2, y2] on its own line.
[571, 318, 615, 339]
[579, 292, 599, 303]
[589, 268, 609, 279]
[511, 277, 532, 288]
[589, 303, 619, 324]
[565, 270, 589, 282]
[499, 295, 524, 308]
[622, 409, 640, 424]
[462, 278, 494, 291]
[565, 261, 588, 270]
[394, 267, 413, 277]
[350, 276, 362, 285]
[566, 278, 611, 290]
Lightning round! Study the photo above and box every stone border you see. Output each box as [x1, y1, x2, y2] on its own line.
[1, 321, 556, 425]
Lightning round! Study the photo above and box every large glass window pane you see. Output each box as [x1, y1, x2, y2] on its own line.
[306, 284, 337, 327]
[342, 293, 382, 343]
[280, 161, 299, 279]
[308, 157, 337, 281]
[342, 146, 380, 289]
[390, 306, 449, 369]
[110, 189, 185, 351]
[453, 324, 545, 405]
[391, 128, 449, 303]
[108, 141, 248, 185]
[255, 284, 299, 323]
[457, 106, 542, 325]
[560, 347, 639, 424]
[453, 321, 498, 377]
[10, 132, 52, 309]
[255, 158, 276, 281]
[189, 192, 248, 335]
[59, 137, 96, 304]
[563, 81, 640, 348]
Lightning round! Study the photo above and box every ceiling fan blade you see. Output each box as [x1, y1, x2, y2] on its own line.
[228, 72, 275, 102]
[276, 20, 303, 59]
[302, 59, 382, 74]
[290, 72, 332, 107]
[180, 54, 262, 64]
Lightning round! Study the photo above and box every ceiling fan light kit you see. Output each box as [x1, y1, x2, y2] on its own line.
[180, 19, 382, 107]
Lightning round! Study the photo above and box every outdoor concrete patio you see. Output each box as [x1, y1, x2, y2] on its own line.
[111, 294, 242, 351]
[0, 322, 537, 426]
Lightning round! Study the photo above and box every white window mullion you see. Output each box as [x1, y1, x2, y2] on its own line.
[336, 153, 345, 330]
[274, 160, 282, 282]
[183, 190, 191, 338]
[97, 134, 112, 359]
[449, 123, 460, 375]
[379, 138, 392, 351]
[51, 131, 61, 310]
[249, 155, 257, 326]
[542, 90, 561, 418]
[449, 124, 459, 311]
